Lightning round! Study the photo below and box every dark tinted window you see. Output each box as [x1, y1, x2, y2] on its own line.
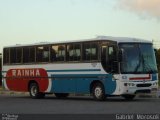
[10, 47, 22, 63]
[10, 48, 16, 63]
[3, 48, 10, 64]
[16, 48, 22, 63]
[67, 44, 81, 61]
[51, 45, 65, 62]
[36, 46, 50, 62]
[23, 47, 35, 63]
[83, 42, 98, 61]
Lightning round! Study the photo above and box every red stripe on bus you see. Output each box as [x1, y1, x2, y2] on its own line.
[129, 74, 151, 80]
[6, 68, 49, 92]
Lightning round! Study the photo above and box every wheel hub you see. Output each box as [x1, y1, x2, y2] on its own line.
[95, 87, 102, 98]
[31, 86, 37, 96]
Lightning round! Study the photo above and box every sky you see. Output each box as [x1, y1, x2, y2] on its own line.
[0, 0, 160, 52]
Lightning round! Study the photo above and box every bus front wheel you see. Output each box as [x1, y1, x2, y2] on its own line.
[92, 83, 106, 101]
[29, 82, 45, 99]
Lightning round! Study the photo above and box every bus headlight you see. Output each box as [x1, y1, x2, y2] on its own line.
[153, 82, 158, 86]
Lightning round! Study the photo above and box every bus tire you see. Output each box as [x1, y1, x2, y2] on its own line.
[92, 83, 106, 101]
[122, 95, 135, 101]
[54, 93, 69, 99]
[29, 82, 45, 99]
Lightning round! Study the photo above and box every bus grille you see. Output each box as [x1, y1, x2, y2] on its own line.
[136, 83, 152, 87]
[135, 89, 151, 94]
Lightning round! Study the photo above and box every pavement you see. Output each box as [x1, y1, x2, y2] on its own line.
[0, 87, 29, 95]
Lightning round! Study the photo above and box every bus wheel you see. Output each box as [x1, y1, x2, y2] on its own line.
[29, 82, 45, 99]
[122, 95, 135, 101]
[54, 93, 69, 99]
[92, 83, 106, 101]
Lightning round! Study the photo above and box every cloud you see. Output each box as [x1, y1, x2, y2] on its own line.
[116, 0, 160, 20]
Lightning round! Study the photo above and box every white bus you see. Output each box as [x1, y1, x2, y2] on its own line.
[2, 36, 158, 100]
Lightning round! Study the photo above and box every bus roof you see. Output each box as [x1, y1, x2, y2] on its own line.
[3, 36, 152, 48]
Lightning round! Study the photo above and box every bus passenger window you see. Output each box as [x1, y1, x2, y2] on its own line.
[23, 47, 36, 63]
[10, 47, 22, 64]
[10, 48, 16, 63]
[30, 47, 35, 63]
[51, 45, 65, 62]
[67, 44, 74, 61]
[67, 44, 81, 61]
[83, 42, 98, 61]
[74, 44, 81, 61]
[91, 43, 98, 60]
[36, 46, 49, 62]
[3, 48, 10, 64]
[16, 48, 22, 63]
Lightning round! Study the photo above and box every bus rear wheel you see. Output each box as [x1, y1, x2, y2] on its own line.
[92, 83, 106, 101]
[29, 82, 45, 99]
[54, 93, 69, 98]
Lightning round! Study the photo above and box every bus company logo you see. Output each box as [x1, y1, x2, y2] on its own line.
[11, 69, 41, 77]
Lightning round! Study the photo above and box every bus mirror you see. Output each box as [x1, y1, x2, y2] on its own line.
[154, 49, 157, 55]
[118, 49, 123, 62]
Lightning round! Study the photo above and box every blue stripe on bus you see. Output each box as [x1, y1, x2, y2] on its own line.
[50, 74, 117, 95]
[52, 74, 104, 78]
[47, 69, 101, 72]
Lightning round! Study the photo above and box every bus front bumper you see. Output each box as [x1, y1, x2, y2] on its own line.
[120, 81, 158, 95]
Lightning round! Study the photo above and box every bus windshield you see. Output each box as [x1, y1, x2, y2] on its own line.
[119, 43, 158, 74]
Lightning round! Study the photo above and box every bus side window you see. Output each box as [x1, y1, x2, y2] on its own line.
[23, 47, 30, 63]
[30, 47, 36, 63]
[67, 44, 74, 61]
[83, 42, 98, 61]
[51, 45, 65, 62]
[83, 43, 90, 61]
[74, 44, 81, 61]
[10, 47, 22, 64]
[57, 45, 65, 61]
[67, 44, 81, 61]
[51, 45, 57, 61]
[16, 48, 22, 63]
[23, 47, 35, 63]
[3, 48, 10, 64]
[91, 43, 98, 60]
[36, 46, 49, 62]
[10, 48, 16, 63]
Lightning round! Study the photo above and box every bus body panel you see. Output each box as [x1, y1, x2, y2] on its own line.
[2, 63, 158, 96]
[2, 37, 158, 99]
[2, 63, 118, 95]
[51, 74, 117, 94]
[112, 73, 158, 95]
[5, 68, 49, 92]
